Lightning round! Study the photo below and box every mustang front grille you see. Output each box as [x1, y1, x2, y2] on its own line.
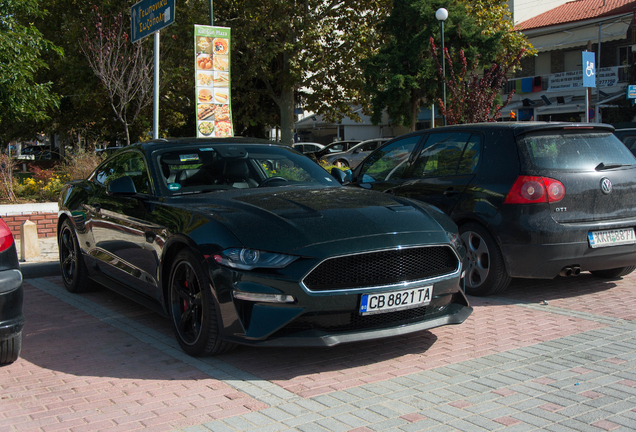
[302, 246, 459, 292]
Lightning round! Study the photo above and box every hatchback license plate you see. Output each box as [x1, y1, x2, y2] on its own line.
[360, 286, 432, 316]
[588, 228, 636, 248]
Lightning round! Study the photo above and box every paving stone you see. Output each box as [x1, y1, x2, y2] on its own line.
[366, 418, 409, 431]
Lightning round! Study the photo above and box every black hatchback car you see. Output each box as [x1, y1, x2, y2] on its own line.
[342, 122, 636, 296]
[0, 216, 24, 365]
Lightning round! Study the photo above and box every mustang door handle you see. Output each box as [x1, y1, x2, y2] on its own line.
[443, 189, 460, 197]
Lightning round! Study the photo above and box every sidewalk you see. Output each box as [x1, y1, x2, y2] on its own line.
[15, 236, 60, 278]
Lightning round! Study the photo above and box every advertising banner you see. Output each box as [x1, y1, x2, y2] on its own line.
[547, 67, 619, 92]
[194, 25, 233, 138]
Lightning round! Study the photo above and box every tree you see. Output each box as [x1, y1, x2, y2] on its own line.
[0, 0, 62, 140]
[363, 0, 530, 131]
[430, 42, 524, 124]
[80, 6, 153, 146]
[221, 0, 391, 145]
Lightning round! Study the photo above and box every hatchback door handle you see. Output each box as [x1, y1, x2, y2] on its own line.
[444, 189, 459, 197]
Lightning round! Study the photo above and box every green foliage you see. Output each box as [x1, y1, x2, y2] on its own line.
[0, 0, 62, 135]
[363, 0, 532, 130]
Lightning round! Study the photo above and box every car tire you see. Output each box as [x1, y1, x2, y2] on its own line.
[459, 222, 511, 296]
[168, 249, 236, 356]
[590, 266, 636, 279]
[58, 219, 91, 293]
[0, 334, 21, 366]
[336, 159, 349, 168]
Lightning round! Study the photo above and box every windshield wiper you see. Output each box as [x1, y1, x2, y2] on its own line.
[595, 162, 631, 171]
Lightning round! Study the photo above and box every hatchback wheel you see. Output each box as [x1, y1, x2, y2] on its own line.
[58, 219, 91, 293]
[168, 249, 235, 356]
[0, 334, 21, 366]
[336, 159, 349, 168]
[459, 222, 511, 296]
[590, 266, 636, 279]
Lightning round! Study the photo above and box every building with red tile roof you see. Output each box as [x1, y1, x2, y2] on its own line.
[502, 0, 636, 123]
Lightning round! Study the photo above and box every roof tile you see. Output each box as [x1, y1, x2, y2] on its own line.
[516, 0, 636, 30]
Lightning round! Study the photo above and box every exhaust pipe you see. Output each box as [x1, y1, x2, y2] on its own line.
[559, 266, 581, 277]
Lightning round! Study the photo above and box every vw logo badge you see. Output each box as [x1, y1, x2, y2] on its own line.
[600, 177, 613, 195]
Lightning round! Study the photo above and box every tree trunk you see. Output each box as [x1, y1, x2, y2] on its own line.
[410, 96, 419, 132]
[279, 86, 295, 146]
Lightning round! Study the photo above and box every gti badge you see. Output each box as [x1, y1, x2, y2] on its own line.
[600, 177, 613, 195]
[555, 207, 567, 212]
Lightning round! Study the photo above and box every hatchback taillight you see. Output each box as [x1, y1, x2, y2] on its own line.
[504, 176, 565, 204]
[0, 219, 14, 252]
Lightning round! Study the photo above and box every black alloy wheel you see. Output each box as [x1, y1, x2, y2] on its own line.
[58, 219, 90, 293]
[168, 249, 235, 356]
[459, 222, 511, 297]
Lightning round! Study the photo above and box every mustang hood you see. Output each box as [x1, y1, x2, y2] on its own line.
[183, 186, 452, 255]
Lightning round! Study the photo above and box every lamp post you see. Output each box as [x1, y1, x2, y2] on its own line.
[436, 7, 448, 126]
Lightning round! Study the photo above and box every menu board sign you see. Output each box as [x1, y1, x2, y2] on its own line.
[194, 25, 233, 138]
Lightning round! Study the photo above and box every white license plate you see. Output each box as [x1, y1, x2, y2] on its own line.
[588, 228, 636, 248]
[359, 286, 432, 316]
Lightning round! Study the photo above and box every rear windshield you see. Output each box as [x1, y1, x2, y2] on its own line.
[519, 131, 636, 170]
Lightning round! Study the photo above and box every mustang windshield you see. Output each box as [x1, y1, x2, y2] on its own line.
[155, 144, 337, 194]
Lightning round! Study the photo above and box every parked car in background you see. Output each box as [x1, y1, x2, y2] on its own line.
[322, 138, 391, 168]
[306, 140, 361, 161]
[58, 137, 472, 356]
[293, 142, 325, 154]
[340, 122, 636, 296]
[613, 128, 636, 155]
[0, 217, 24, 366]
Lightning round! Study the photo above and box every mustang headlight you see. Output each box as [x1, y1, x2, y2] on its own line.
[213, 248, 298, 270]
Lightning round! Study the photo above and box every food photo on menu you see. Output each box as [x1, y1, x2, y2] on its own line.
[195, 27, 232, 137]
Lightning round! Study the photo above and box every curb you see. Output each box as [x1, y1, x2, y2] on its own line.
[20, 261, 61, 279]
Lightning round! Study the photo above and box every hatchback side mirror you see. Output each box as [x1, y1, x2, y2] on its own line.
[108, 176, 137, 196]
[331, 168, 352, 184]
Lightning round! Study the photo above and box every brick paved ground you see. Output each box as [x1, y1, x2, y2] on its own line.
[1, 273, 635, 432]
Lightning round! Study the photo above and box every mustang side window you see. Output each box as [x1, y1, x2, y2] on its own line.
[359, 136, 420, 183]
[94, 152, 151, 194]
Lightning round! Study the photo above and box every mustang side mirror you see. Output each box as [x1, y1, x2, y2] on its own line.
[108, 176, 137, 196]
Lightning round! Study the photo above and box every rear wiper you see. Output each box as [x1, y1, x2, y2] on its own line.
[595, 162, 631, 171]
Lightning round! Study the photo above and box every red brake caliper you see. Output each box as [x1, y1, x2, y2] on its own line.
[183, 280, 188, 311]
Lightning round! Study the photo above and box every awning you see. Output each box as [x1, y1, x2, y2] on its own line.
[529, 17, 631, 52]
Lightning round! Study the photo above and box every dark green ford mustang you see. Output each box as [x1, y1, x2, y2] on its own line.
[58, 138, 471, 356]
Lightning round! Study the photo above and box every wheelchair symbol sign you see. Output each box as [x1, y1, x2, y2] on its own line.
[582, 52, 596, 87]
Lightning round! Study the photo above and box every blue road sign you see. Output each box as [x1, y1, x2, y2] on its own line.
[131, 0, 175, 43]
[627, 85, 636, 99]
[582, 51, 596, 88]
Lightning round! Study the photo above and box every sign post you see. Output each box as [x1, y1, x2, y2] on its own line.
[131, 0, 176, 139]
[582, 51, 596, 123]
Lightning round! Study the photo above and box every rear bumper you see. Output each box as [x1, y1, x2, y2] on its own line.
[0, 269, 25, 340]
[501, 241, 636, 278]
[494, 207, 636, 278]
